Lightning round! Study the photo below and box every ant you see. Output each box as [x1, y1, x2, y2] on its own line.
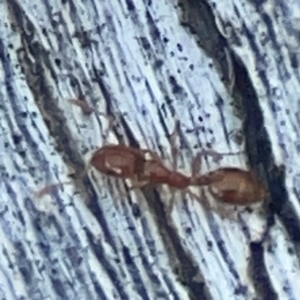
[67, 97, 268, 204]
[36, 102, 268, 218]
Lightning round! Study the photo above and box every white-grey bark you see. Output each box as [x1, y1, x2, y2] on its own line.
[0, 0, 299, 299]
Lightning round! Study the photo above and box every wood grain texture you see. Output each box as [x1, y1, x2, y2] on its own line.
[0, 0, 299, 299]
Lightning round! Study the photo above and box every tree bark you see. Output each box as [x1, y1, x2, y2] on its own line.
[1, 0, 299, 299]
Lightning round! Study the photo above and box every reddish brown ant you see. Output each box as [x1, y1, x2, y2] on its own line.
[91, 121, 268, 216]
[89, 117, 265, 210]
[35, 108, 268, 218]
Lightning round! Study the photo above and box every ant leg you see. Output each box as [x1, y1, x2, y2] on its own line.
[34, 181, 72, 198]
[191, 149, 226, 175]
[169, 120, 180, 171]
[198, 148, 244, 164]
[192, 153, 202, 177]
[69, 99, 95, 115]
[165, 188, 177, 218]
[98, 111, 125, 145]
[114, 175, 148, 196]
[186, 188, 213, 211]
[127, 178, 149, 191]
[192, 148, 244, 174]
[205, 187, 238, 221]
[140, 149, 161, 162]
[186, 186, 237, 221]
[212, 201, 238, 221]
[139, 124, 179, 218]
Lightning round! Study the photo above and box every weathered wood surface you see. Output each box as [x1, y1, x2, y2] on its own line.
[1, 0, 300, 299]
